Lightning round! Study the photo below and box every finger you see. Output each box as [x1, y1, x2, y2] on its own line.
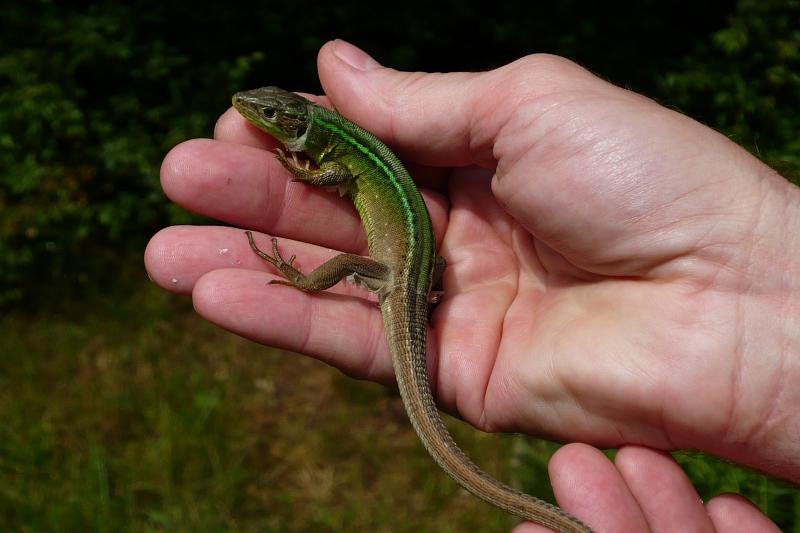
[161, 138, 449, 253]
[318, 39, 491, 167]
[553, 444, 647, 532]
[161, 137, 364, 251]
[706, 493, 781, 532]
[192, 265, 395, 382]
[145, 225, 378, 301]
[145, 225, 244, 295]
[214, 106, 283, 150]
[616, 446, 715, 532]
[150, 225, 445, 407]
[318, 40, 615, 168]
[512, 443, 646, 532]
[147, 225, 444, 385]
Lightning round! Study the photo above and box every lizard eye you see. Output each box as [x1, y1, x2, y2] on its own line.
[261, 106, 276, 119]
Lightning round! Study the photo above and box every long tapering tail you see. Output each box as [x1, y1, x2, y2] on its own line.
[382, 290, 593, 533]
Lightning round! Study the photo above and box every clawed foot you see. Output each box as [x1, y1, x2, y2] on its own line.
[275, 148, 311, 176]
[245, 231, 298, 286]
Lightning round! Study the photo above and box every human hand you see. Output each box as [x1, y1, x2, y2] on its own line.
[145, 40, 800, 485]
[521, 444, 781, 532]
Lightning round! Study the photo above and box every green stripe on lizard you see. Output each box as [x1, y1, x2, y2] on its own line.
[314, 117, 418, 248]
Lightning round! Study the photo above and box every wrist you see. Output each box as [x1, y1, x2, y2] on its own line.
[728, 167, 800, 481]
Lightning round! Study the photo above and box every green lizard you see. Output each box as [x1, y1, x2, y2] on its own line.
[232, 87, 593, 533]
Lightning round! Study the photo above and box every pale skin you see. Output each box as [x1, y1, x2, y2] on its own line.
[145, 40, 798, 531]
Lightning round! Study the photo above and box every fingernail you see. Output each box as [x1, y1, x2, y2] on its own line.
[332, 39, 381, 71]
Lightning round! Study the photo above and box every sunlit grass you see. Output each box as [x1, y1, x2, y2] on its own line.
[0, 266, 514, 532]
[0, 261, 795, 531]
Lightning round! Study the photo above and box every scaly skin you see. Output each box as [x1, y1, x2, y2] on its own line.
[232, 87, 593, 533]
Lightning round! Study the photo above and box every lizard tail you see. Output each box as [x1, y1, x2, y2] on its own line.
[382, 290, 594, 533]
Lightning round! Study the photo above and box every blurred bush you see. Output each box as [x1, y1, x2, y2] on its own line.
[1, 0, 797, 305]
[662, 0, 800, 180]
[0, 2, 268, 304]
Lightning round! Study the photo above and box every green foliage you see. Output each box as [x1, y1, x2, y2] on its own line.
[0, 2, 268, 303]
[676, 452, 798, 531]
[661, 0, 800, 182]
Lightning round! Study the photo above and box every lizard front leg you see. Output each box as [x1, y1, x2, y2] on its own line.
[276, 148, 353, 186]
[246, 232, 391, 293]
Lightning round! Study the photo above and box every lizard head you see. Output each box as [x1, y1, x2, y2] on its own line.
[232, 87, 310, 149]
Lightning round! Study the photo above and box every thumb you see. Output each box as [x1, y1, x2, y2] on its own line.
[317, 39, 514, 167]
[316, 39, 623, 171]
[317, 40, 775, 277]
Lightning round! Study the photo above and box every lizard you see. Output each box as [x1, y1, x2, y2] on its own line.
[232, 86, 594, 533]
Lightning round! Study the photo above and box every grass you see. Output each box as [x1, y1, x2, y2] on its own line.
[0, 263, 515, 532]
[0, 258, 796, 532]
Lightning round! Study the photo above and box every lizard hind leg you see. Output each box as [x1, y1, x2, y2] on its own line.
[245, 231, 391, 293]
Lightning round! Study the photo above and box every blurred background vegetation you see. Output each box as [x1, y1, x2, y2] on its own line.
[1, 0, 798, 531]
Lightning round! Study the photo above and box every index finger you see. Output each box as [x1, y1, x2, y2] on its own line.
[160, 128, 449, 255]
